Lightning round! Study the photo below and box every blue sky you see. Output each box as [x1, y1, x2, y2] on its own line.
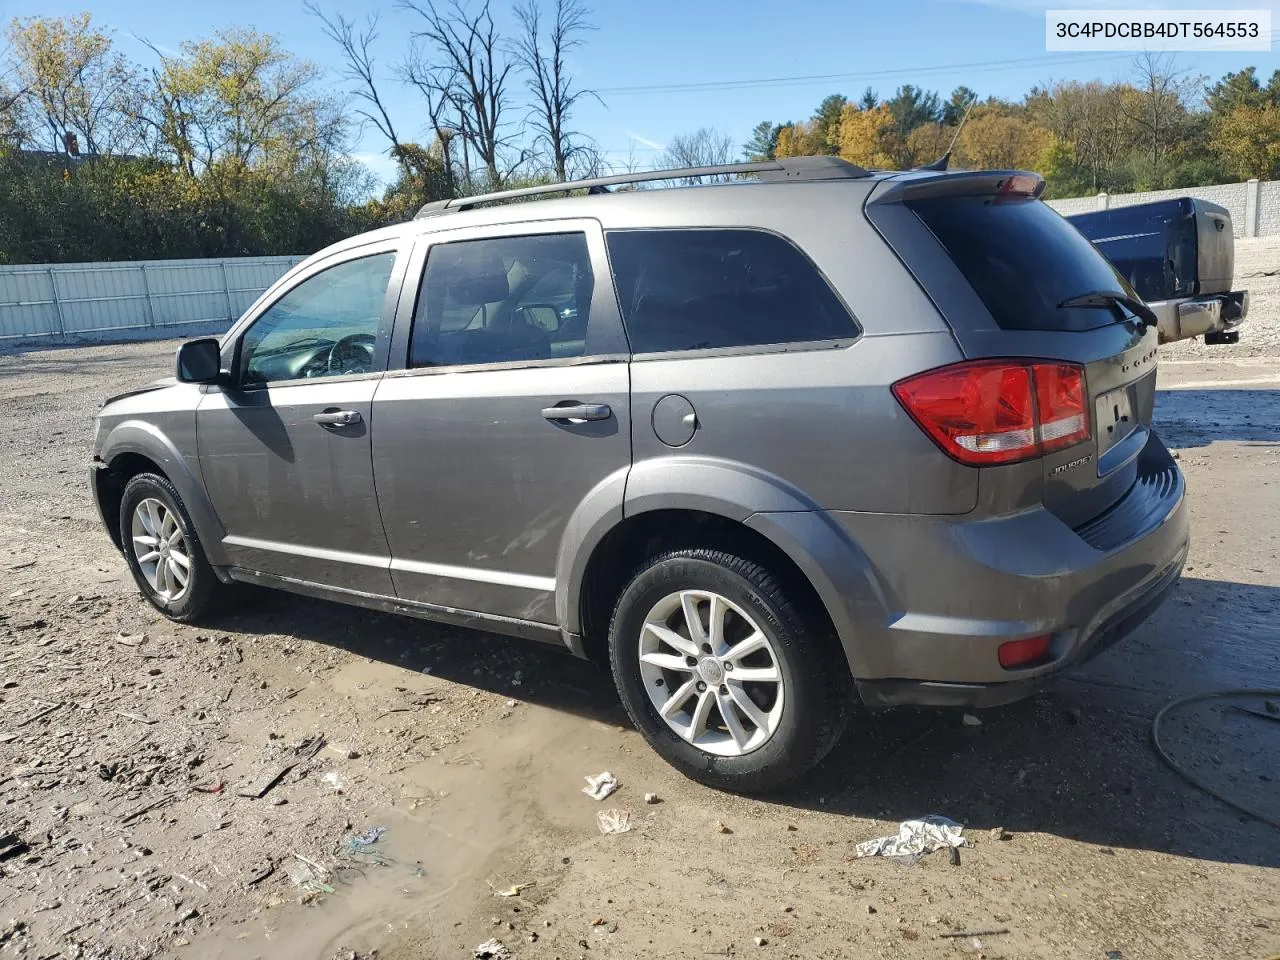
[18, 0, 1280, 184]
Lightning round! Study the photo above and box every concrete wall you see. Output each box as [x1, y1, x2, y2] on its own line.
[0, 255, 305, 342]
[1048, 179, 1276, 239]
[1258, 181, 1280, 238]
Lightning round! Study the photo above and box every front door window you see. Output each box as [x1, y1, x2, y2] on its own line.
[239, 252, 396, 384]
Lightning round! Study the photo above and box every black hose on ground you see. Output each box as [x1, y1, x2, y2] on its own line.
[1151, 688, 1280, 830]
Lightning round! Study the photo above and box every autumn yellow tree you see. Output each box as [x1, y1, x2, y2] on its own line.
[955, 110, 1052, 171]
[774, 120, 822, 158]
[834, 103, 896, 168]
[905, 121, 951, 167]
[1213, 103, 1280, 180]
[6, 13, 140, 158]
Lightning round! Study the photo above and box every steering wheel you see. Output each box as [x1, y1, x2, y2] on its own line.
[327, 333, 376, 376]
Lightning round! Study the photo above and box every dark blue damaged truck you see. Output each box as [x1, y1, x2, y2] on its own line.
[1068, 197, 1248, 345]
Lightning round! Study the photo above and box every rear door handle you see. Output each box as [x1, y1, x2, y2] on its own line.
[313, 409, 362, 427]
[541, 403, 611, 422]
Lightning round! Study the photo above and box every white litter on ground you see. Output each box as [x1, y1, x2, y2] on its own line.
[597, 809, 633, 835]
[854, 815, 967, 859]
[582, 771, 618, 801]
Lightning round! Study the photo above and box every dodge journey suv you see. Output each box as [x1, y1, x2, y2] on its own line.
[91, 156, 1189, 791]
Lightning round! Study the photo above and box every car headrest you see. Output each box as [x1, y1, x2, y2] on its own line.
[448, 273, 509, 305]
[436, 243, 511, 305]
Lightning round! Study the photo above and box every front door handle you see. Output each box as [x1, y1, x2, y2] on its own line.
[313, 409, 362, 427]
[541, 402, 612, 422]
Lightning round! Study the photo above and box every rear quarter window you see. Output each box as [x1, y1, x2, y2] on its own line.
[605, 229, 859, 354]
[910, 196, 1132, 332]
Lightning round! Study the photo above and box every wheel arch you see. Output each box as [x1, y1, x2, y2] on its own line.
[559, 457, 890, 677]
[95, 420, 228, 565]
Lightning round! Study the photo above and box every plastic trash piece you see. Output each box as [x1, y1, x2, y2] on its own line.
[350, 826, 386, 846]
[283, 857, 334, 895]
[321, 771, 346, 793]
[854, 815, 967, 859]
[597, 809, 633, 835]
[473, 938, 511, 959]
[493, 882, 535, 897]
[582, 771, 618, 801]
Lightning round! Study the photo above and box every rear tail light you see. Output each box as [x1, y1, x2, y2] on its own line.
[892, 359, 1090, 466]
[1033, 363, 1088, 453]
[998, 634, 1052, 669]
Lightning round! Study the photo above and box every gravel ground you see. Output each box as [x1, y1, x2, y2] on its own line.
[1, 297, 1278, 959]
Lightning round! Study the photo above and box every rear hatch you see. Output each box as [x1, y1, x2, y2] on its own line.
[866, 171, 1161, 529]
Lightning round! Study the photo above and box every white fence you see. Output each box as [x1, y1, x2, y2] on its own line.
[1047, 178, 1280, 238]
[0, 255, 305, 342]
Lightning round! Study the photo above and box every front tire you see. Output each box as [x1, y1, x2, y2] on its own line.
[119, 473, 224, 623]
[609, 549, 848, 793]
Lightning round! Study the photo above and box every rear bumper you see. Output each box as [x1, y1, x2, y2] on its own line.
[854, 534, 1186, 708]
[1152, 290, 1248, 343]
[818, 432, 1188, 707]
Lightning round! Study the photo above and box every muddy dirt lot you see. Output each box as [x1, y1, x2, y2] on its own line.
[2, 242, 1279, 960]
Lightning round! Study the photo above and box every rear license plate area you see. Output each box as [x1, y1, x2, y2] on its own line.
[1095, 386, 1136, 455]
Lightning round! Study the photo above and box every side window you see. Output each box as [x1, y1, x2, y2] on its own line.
[239, 252, 396, 384]
[409, 233, 593, 368]
[605, 229, 858, 354]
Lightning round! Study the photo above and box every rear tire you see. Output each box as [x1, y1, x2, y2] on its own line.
[609, 548, 848, 793]
[119, 473, 226, 623]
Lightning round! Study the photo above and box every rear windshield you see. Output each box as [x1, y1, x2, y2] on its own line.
[910, 195, 1131, 332]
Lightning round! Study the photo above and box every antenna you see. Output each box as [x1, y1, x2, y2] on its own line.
[943, 95, 978, 157]
[914, 95, 977, 172]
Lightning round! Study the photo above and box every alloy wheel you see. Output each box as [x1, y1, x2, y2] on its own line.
[637, 589, 784, 757]
[130, 498, 191, 603]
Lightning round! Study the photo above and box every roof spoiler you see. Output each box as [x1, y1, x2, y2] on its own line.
[869, 170, 1045, 205]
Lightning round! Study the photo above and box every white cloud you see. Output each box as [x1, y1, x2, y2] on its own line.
[119, 33, 178, 57]
[622, 128, 666, 151]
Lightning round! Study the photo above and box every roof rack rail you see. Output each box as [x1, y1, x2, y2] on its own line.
[414, 155, 870, 219]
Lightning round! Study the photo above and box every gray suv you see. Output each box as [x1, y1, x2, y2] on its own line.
[91, 157, 1189, 791]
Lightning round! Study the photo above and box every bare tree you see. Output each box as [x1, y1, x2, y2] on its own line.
[305, 3, 402, 152]
[1124, 52, 1200, 185]
[1029, 80, 1132, 191]
[619, 138, 642, 174]
[306, 1, 456, 195]
[399, 52, 463, 192]
[661, 127, 734, 182]
[399, 0, 520, 188]
[513, 0, 598, 181]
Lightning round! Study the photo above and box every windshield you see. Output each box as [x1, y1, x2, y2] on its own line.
[910, 194, 1135, 332]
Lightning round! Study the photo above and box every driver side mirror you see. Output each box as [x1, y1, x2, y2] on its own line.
[176, 337, 224, 384]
